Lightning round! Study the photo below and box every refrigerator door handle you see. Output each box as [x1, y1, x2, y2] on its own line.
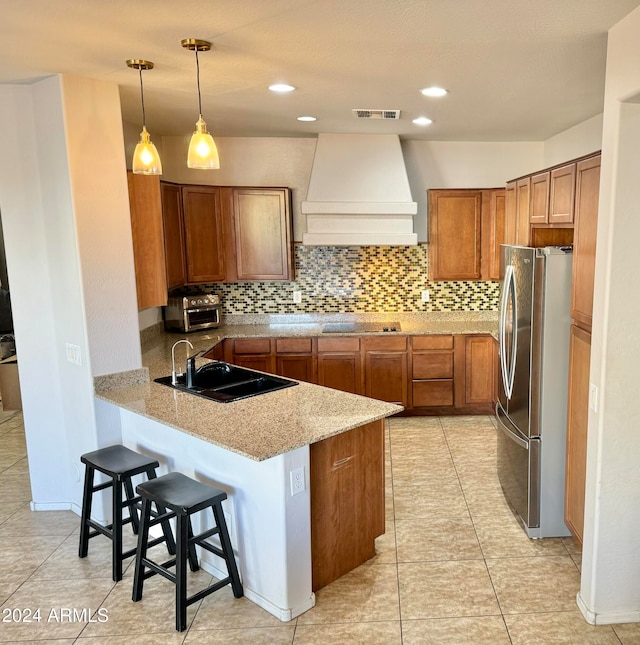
[499, 264, 517, 399]
[496, 402, 529, 449]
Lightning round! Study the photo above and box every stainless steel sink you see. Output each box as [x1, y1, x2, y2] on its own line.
[154, 361, 298, 403]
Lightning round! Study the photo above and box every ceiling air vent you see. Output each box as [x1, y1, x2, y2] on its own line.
[352, 109, 401, 120]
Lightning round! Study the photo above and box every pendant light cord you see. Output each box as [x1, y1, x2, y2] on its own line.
[195, 48, 203, 116]
[138, 68, 147, 127]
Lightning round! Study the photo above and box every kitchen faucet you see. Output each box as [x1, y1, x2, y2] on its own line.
[171, 339, 194, 386]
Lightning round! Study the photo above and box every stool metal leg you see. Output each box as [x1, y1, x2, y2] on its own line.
[212, 503, 244, 598]
[176, 514, 189, 632]
[78, 466, 94, 558]
[112, 477, 124, 582]
[132, 498, 152, 602]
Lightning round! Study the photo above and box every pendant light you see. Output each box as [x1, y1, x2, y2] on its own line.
[126, 59, 162, 175]
[182, 38, 220, 170]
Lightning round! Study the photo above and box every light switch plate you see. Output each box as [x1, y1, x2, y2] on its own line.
[421, 289, 430, 303]
[293, 290, 302, 304]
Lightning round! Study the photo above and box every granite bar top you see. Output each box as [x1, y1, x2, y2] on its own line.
[95, 311, 496, 462]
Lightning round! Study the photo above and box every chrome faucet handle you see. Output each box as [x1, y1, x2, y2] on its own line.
[171, 339, 194, 385]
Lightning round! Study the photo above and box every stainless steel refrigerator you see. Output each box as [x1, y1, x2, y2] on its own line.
[496, 245, 572, 538]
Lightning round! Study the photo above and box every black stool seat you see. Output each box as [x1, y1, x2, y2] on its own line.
[133, 471, 243, 632]
[81, 445, 160, 478]
[78, 444, 176, 582]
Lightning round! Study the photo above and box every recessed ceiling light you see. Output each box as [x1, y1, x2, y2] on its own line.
[269, 83, 296, 93]
[297, 116, 317, 122]
[412, 117, 433, 126]
[420, 86, 448, 97]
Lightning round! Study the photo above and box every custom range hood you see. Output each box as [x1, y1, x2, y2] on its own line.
[301, 133, 418, 245]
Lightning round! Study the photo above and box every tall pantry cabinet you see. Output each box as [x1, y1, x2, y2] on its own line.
[564, 154, 601, 547]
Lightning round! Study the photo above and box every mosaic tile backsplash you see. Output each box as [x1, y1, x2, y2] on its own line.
[196, 244, 500, 315]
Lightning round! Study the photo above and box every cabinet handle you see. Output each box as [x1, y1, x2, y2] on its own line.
[332, 456, 353, 468]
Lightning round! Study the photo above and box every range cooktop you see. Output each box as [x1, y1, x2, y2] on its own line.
[321, 322, 402, 334]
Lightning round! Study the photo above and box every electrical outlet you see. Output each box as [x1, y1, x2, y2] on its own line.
[290, 466, 306, 496]
[421, 289, 430, 303]
[65, 343, 82, 366]
[293, 290, 302, 304]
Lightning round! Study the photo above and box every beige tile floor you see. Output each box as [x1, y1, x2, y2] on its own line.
[1, 411, 640, 643]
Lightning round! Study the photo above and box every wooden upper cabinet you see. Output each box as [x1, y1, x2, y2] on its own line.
[232, 188, 293, 281]
[516, 177, 530, 245]
[127, 172, 168, 309]
[487, 188, 505, 281]
[571, 155, 601, 330]
[160, 182, 187, 290]
[429, 190, 483, 280]
[504, 181, 517, 246]
[549, 163, 576, 224]
[182, 186, 226, 283]
[529, 171, 550, 224]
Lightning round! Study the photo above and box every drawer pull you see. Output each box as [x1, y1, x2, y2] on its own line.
[332, 456, 353, 468]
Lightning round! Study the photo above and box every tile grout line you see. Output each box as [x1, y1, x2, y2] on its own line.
[388, 421, 404, 643]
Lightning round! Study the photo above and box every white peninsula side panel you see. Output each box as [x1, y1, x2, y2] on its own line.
[118, 407, 314, 622]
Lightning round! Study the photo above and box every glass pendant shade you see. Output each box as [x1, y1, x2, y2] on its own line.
[133, 126, 163, 175]
[187, 115, 220, 169]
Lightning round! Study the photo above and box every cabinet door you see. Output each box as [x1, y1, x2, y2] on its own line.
[429, 190, 482, 280]
[364, 339, 408, 406]
[182, 186, 226, 283]
[454, 335, 495, 409]
[127, 172, 168, 309]
[317, 353, 362, 394]
[565, 325, 591, 546]
[505, 181, 517, 245]
[160, 182, 187, 290]
[529, 171, 550, 224]
[549, 163, 576, 224]
[516, 178, 530, 245]
[230, 338, 275, 373]
[487, 188, 506, 281]
[310, 420, 384, 591]
[571, 155, 601, 330]
[233, 188, 293, 280]
[276, 355, 315, 382]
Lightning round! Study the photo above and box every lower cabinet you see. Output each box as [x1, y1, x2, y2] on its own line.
[410, 335, 455, 407]
[275, 338, 315, 382]
[454, 335, 496, 409]
[362, 337, 408, 406]
[310, 419, 384, 590]
[564, 324, 591, 547]
[316, 337, 363, 394]
[216, 332, 496, 414]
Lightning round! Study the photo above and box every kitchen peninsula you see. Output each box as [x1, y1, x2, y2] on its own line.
[94, 329, 401, 622]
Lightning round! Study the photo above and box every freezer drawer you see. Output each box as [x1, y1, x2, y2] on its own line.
[496, 403, 540, 530]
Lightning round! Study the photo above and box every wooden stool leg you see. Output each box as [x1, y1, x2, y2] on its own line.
[78, 465, 94, 558]
[187, 518, 199, 572]
[132, 498, 152, 602]
[112, 477, 124, 582]
[213, 503, 243, 598]
[146, 467, 177, 556]
[123, 476, 140, 534]
[175, 514, 189, 632]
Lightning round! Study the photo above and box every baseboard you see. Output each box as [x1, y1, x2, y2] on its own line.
[577, 591, 640, 624]
[198, 556, 315, 622]
[30, 501, 73, 512]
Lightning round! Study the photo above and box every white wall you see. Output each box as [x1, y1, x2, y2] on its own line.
[543, 114, 603, 168]
[0, 75, 142, 510]
[578, 5, 640, 625]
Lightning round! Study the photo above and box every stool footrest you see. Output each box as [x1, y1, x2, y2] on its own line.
[141, 557, 177, 583]
[92, 480, 112, 493]
[196, 540, 225, 560]
[192, 526, 219, 543]
[186, 577, 233, 607]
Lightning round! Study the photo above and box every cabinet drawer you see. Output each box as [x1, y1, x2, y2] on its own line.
[233, 338, 271, 354]
[411, 335, 453, 350]
[361, 336, 407, 351]
[413, 380, 454, 407]
[276, 338, 312, 353]
[317, 337, 360, 353]
[412, 353, 453, 379]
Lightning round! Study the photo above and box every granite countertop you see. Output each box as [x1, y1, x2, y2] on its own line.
[95, 311, 496, 462]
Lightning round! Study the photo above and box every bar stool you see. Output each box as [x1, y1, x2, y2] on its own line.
[132, 471, 244, 632]
[78, 444, 176, 581]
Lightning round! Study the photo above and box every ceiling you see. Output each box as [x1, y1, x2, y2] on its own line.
[2, 0, 639, 141]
